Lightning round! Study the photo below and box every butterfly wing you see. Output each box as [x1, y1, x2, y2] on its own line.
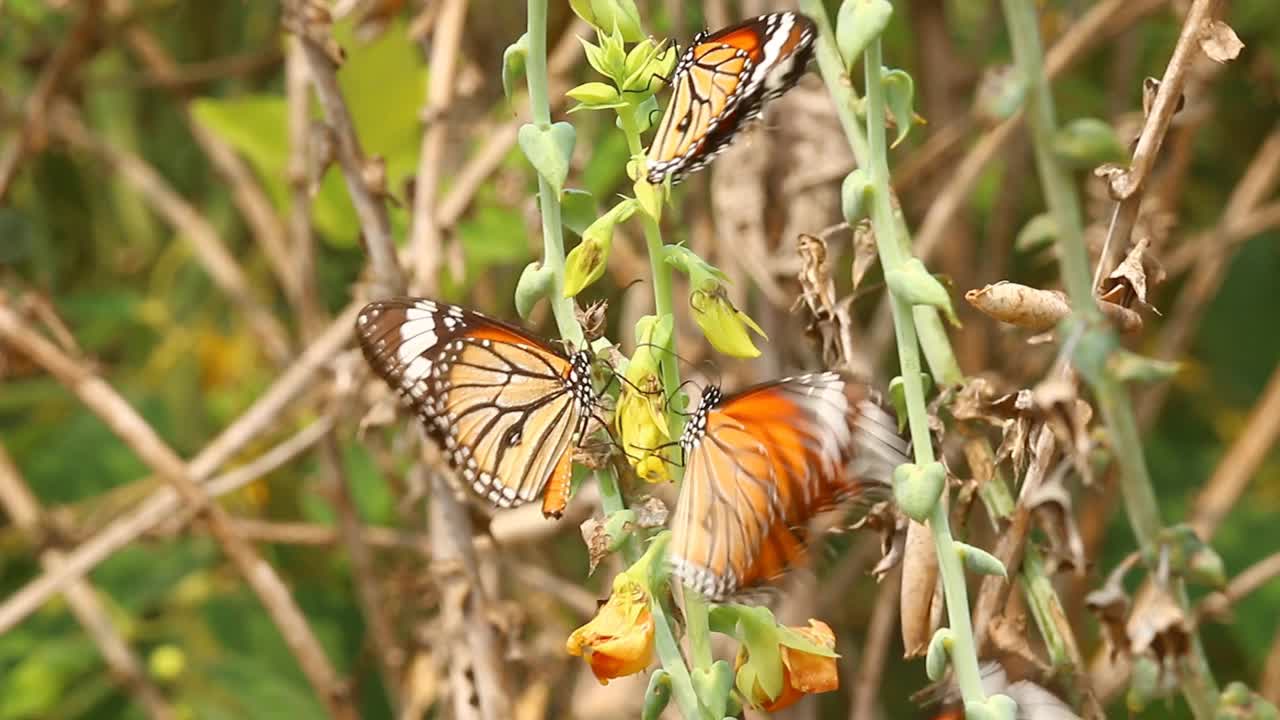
[670, 372, 907, 600]
[356, 297, 592, 517]
[645, 12, 816, 184]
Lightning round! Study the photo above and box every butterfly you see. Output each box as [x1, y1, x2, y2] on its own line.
[645, 11, 817, 185]
[668, 372, 908, 601]
[355, 298, 598, 518]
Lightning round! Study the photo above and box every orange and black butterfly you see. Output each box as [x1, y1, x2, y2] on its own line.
[668, 372, 908, 601]
[646, 12, 816, 185]
[356, 298, 599, 518]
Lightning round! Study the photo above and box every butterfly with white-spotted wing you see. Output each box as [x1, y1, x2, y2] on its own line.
[356, 297, 599, 518]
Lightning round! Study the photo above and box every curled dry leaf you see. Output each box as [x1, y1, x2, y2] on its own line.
[1140, 77, 1186, 120]
[793, 233, 843, 365]
[1198, 20, 1245, 63]
[1100, 237, 1163, 314]
[1085, 553, 1139, 662]
[851, 500, 907, 581]
[1032, 377, 1096, 485]
[950, 378, 1035, 475]
[851, 220, 879, 291]
[630, 495, 669, 529]
[1096, 295, 1144, 333]
[1025, 480, 1087, 575]
[576, 299, 609, 342]
[1127, 585, 1193, 665]
[580, 517, 610, 575]
[900, 521, 941, 657]
[965, 282, 1071, 333]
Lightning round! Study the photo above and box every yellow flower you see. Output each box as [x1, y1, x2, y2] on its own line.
[615, 315, 674, 483]
[689, 284, 767, 359]
[736, 619, 839, 711]
[566, 571, 655, 683]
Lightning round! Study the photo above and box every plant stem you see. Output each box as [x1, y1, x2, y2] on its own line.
[652, 588, 707, 719]
[999, 0, 1219, 715]
[861, 37, 987, 707]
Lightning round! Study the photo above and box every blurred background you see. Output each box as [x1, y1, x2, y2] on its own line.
[1, 0, 1278, 718]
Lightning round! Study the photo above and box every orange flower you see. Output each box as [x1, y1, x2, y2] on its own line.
[566, 572, 655, 683]
[736, 619, 839, 711]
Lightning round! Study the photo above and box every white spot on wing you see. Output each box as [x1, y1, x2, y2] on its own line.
[403, 356, 432, 381]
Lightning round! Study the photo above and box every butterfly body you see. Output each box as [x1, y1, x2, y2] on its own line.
[356, 298, 596, 517]
[646, 12, 817, 185]
[670, 372, 907, 601]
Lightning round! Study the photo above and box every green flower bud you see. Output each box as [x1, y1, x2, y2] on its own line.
[622, 39, 678, 95]
[892, 461, 946, 523]
[563, 199, 637, 297]
[836, 0, 892, 70]
[841, 168, 873, 225]
[515, 261, 554, 320]
[885, 258, 959, 326]
[925, 628, 953, 681]
[502, 34, 529, 105]
[570, 0, 645, 43]
[641, 669, 672, 720]
[690, 284, 767, 358]
[149, 644, 186, 682]
[882, 68, 916, 148]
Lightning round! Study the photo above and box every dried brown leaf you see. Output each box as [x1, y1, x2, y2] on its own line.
[1026, 481, 1087, 575]
[852, 500, 906, 581]
[1127, 586, 1193, 663]
[851, 220, 879, 291]
[1096, 296, 1143, 333]
[579, 517, 609, 575]
[1102, 237, 1152, 308]
[1198, 20, 1244, 63]
[576, 300, 609, 341]
[631, 495, 669, 529]
[965, 282, 1072, 332]
[1032, 377, 1097, 485]
[1140, 77, 1185, 119]
[1085, 554, 1138, 662]
[900, 521, 941, 657]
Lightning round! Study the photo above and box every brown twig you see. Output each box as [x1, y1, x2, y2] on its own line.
[0, 408, 335, 640]
[0, 443, 175, 720]
[285, 37, 327, 340]
[1198, 551, 1280, 622]
[407, 0, 469, 291]
[287, 0, 404, 297]
[1091, 0, 1219, 289]
[48, 103, 293, 365]
[0, 1, 103, 199]
[0, 304, 357, 718]
[1263, 628, 1280, 705]
[1189, 364, 1280, 540]
[850, 567, 900, 720]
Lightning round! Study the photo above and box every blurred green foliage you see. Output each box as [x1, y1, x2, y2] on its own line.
[0, 1, 1277, 719]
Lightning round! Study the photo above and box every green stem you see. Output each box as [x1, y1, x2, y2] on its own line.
[862, 38, 987, 707]
[999, 0, 1218, 715]
[651, 590, 707, 719]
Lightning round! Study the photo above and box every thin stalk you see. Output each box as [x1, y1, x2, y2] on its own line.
[999, 0, 1218, 715]
[652, 588, 707, 719]
[862, 38, 987, 706]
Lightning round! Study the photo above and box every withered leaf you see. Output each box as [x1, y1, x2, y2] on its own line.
[851, 220, 879, 291]
[965, 282, 1072, 333]
[1127, 586, 1193, 663]
[1198, 20, 1244, 64]
[579, 517, 610, 575]
[1026, 480, 1087, 575]
[1085, 553, 1138, 662]
[631, 495, 669, 529]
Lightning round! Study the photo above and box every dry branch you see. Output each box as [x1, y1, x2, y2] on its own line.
[0, 444, 175, 720]
[0, 302, 357, 719]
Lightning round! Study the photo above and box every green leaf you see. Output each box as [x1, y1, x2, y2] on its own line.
[776, 626, 839, 657]
[518, 122, 576, 196]
[561, 189, 597, 236]
[641, 670, 672, 720]
[836, 0, 893, 69]
[882, 67, 916, 148]
[841, 168, 873, 224]
[955, 541, 1007, 578]
[566, 81, 624, 108]
[515, 262, 554, 320]
[733, 605, 785, 702]
[886, 258, 959, 326]
[579, 36, 611, 77]
[892, 461, 947, 522]
[502, 33, 529, 105]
